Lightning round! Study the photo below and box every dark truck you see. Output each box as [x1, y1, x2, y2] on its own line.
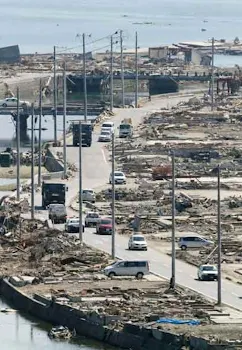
[42, 181, 68, 208]
[72, 122, 92, 147]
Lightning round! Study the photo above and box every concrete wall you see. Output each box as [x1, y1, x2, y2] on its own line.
[44, 148, 64, 173]
[0, 278, 227, 350]
[0, 45, 20, 63]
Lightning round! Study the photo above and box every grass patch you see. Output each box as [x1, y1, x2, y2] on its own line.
[0, 166, 46, 179]
[0, 184, 17, 191]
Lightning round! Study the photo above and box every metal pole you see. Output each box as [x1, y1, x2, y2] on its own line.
[31, 105, 35, 220]
[120, 30, 125, 107]
[110, 35, 114, 112]
[63, 62, 67, 178]
[211, 37, 215, 111]
[171, 152, 176, 288]
[135, 31, 138, 108]
[53, 45, 57, 144]
[111, 131, 115, 259]
[83, 33, 88, 121]
[217, 164, 222, 305]
[38, 79, 42, 186]
[16, 87, 20, 201]
[79, 122, 83, 241]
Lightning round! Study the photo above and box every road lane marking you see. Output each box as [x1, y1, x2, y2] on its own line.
[177, 269, 183, 273]
[232, 292, 239, 297]
[101, 148, 107, 164]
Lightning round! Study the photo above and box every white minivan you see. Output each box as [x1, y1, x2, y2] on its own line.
[103, 260, 149, 279]
[178, 236, 213, 250]
[101, 121, 114, 133]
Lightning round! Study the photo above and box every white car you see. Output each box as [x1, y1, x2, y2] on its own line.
[101, 121, 114, 133]
[65, 217, 84, 233]
[109, 171, 126, 184]
[85, 212, 101, 227]
[128, 234, 148, 251]
[98, 130, 112, 142]
[197, 264, 218, 281]
[0, 97, 31, 108]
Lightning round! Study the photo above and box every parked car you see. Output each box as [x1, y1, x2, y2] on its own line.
[103, 260, 150, 279]
[85, 212, 101, 227]
[82, 189, 96, 203]
[48, 204, 67, 223]
[128, 234, 147, 251]
[98, 130, 112, 142]
[0, 97, 31, 108]
[96, 218, 112, 235]
[197, 264, 218, 281]
[65, 217, 84, 233]
[109, 171, 126, 184]
[178, 236, 213, 250]
[101, 121, 114, 133]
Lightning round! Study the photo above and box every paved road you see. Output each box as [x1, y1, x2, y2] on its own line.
[33, 95, 242, 311]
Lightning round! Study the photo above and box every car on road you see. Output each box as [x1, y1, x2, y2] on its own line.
[85, 212, 101, 227]
[48, 203, 67, 223]
[178, 236, 213, 250]
[98, 130, 112, 142]
[0, 97, 31, 108]
[128, 234, 147, 250]
[101, 121, 114, 133]
[65, 217, 84, 233]
[82, 189, 96, 203]
[96, 218, 112, 235]
[197, 264, 218, 281]
[103, 260, 150, 279]
[109, 171, 126, 184]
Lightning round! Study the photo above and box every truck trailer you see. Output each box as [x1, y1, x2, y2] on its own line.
[72, 122, 92, 147]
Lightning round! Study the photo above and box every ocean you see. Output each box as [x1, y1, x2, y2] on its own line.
[1, 0, 242, 59]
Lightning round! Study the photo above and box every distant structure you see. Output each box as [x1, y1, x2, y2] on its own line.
[0, 45, 20, 63]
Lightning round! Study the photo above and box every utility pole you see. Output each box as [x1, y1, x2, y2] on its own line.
[211, 37, 215, 111]
[16, 87, 20, 201]
[135, 31, 138, 108]
[120, 30, 125, 107]
[110, 35, 114, 112]
[38, 79, 42, 187]
[111, 131, 115, 259]
[63, 62, 67, 178]
[79, 122, 83, 241]
[170, 152, 176, 289]
[83, 33, 88, 121]
[53, 45, 58, 144]
[217, 164, 222, 305]
[31, 104, 35, 220]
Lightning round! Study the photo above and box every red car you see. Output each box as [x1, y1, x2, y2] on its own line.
[96, 218, 112, 235]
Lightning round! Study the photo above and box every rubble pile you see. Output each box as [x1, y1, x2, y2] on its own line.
[0, 217, 110, 278]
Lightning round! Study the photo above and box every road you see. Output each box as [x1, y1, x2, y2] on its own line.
[33, 94, 242, 311]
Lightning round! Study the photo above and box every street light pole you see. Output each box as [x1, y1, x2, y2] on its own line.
[79, 122, 83, 241]
[211, 37, 215, 111]
[171, 152, 176, 288]
[53, 45, 58, 144]
[110, 35, 114, 112]
[38, 79, 42, 187]
[120, 30, 125, 107]
[217, 164, 222, 305]
[63, 62, 67, 179]
[111, 131, 115, 259]
[31, 104, 35, 220]
[135, 31, 138, 108]
[16, 87, 20, 201]
[83, 33, 88, 122]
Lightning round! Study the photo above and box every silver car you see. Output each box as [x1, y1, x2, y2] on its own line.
[178, 236, 213, 250]
[103, 260, 149, 279]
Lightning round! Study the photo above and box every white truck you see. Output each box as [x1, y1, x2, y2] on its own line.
[119, 118, 133, 138]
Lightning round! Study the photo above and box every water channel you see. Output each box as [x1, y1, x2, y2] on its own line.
[0, 298, 119, 350]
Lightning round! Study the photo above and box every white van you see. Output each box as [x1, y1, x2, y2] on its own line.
[178, 236, 213, 250]
[103, 260, 149, 279]
[101, 121, 114, 133]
